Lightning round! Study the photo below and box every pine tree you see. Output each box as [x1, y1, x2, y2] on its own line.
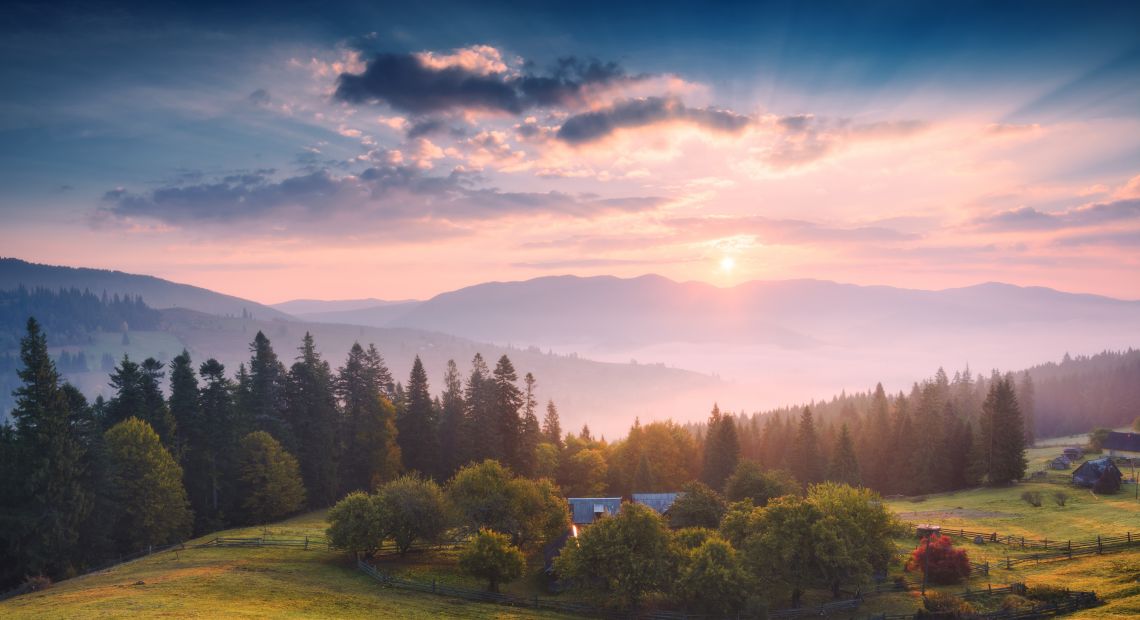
[827, 424, 860, 486]
[169, 351, 212, 532]
[437, 359, 467, 477]
[397, 356, 439, 477]
[338, 343, 401, 493]
[139, 357, 177, 449]
[198, 359, 242, 529]
[632, 451, 657, 492]
[168, 350, 199, 459]
[5, 318, 92, 579]
[246, 331, 291, 448]
[465, 354, 497, 462]
[517, 372, 541, 477]
[979, 375, 1027, 485]
[104, 355, 144, 428]
[792, 407, 824, 487]
[1017, 371, 1036, 447]
[542, 399, 563, 449]
[492, 355, 524, 471]
[286, 333, 340, 507]
[701, 404, 740, 490]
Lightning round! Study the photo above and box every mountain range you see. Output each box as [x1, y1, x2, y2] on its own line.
[4, 258, 1140, 435]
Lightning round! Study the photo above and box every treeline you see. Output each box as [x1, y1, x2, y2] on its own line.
[685, 367, 1032, 497]
[0, 286, 159, 349]
[0, 318, 572, 589]
[1027, 350, 1140, 437]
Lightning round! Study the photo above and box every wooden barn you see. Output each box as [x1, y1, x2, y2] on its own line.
[631, 492, 681, 515]
[1102, 432, 1140, 459]
[1050, 455, 1071, 470]
[1072, 457, 1122, 488]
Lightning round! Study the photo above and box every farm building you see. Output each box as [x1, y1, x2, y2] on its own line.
[1072, 457, 1123, 488]
[1102, 432, 1140, 458]
[1063, 446, 1083, 460]
[567, 497, 621, 525]
[632, 492, 681, 515]
[1050, 455, 1071, 470]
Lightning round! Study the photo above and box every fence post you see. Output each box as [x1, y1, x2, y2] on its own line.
[1097, 536, 1102, 554]
[1020, 537, 1025, 550]
[1044, 537, 1048, 550]
[1068, 540, 1072, 559]
[432, 579, 436, 593]
[1006, 553, 1011, 570]
[304, 536, 309, 550]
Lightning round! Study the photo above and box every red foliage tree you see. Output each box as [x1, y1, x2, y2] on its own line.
[906, 535, 971, 584]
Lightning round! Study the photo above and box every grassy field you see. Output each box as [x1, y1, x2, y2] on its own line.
[0, 512, 574, 620]
[6, 433, 1139, 619]
[877, 437, 1140, 619]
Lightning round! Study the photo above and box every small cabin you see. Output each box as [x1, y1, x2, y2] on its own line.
[632, 492, 681, 515]
[1072, 457, 1122, 488]
[567, 497, 621, 525]
[1050, 455, 1071, 470]
[1063, 446, 1084, 461]
[916, 524, 941, 539]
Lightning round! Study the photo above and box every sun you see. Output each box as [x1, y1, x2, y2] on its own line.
[719, 256, 736, 273]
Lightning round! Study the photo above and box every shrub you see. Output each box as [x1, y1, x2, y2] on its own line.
[18, 575, 52, 594]
[1052, 491, 1068, 507]
[1020, 491, 1042, 507]
[459, 529, 525, 592]
[920, 590, 975, 616]
[1000, 594, 1036, 612]
[906, 535, 971, 585]
[326, 492, 384, 556]
[1026, 584, 1071, 606]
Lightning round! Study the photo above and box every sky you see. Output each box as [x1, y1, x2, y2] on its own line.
[2, 0, 1139, 303]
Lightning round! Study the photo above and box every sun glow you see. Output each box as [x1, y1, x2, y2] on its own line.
[719, 256, 735, 273]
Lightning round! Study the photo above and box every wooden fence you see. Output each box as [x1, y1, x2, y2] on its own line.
[931, 526, 1140, 567]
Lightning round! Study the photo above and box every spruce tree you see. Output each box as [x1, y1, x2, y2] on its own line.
[286, 332, 340, 507]
[792, 407, 824, 487]
[246, 331, 291, 448]
[139, 357, 177, 449]
[542, 399, 563, 449]
[517, 372, 541, 477]
[465, 353, 498, 462]
[104, 355, 144, 428]
[827, 424, 860, 486]
[492, 355, 524, 471]
[397, 356, 439, 477]
[701, 404, 740, 490]
[979, 376, 1027, 485]
[338, 343, 400, 493]
[1017, 371, 1036, 446]
[198, 359, 242, 529]
[7, 318, 91, 578]
[437, 359, 467, 477]
[168, 350, 199, 459]
[169, 351, 213, 532]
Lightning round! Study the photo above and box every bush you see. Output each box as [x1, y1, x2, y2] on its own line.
[1052, 491, 1068, 507]
[1026, 584, 1071, 606]
[906, 535, 971, 585]
[675, 535, 750, 616]
[1020, 491, 1042, 507]
[723, 462, 799, 507]
[920, 590, 975, 617]
[668, 481, 727, 529]
[18, 575, 52, 594]
[376, 474, 449, 555]
[459, 529, 525, 592]
[326, 492, 384, 556]
[1000, 594, 1036, 612]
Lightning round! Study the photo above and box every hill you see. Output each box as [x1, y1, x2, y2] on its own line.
[0, 258, 290, 320]
[0, 512, 570, 619]
[292, 274, 1140, 412]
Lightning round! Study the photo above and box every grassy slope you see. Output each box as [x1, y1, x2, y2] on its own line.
[0, 512, 572, 620]
[876, 439, 1140, 619]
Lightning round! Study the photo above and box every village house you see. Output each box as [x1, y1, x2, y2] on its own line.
[1072, 456, 1123, 488]
[1102, 432, 1140, 459]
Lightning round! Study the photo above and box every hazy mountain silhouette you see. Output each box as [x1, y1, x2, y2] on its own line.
[0, 258, 289, 320]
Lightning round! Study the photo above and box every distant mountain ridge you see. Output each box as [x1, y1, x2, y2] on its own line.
[0, 258, 290, 320]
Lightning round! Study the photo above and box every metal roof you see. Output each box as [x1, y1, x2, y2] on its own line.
[1103, 432, 1140, 453]
[567, 497, 621, 525]
[632, 492, 682, 514]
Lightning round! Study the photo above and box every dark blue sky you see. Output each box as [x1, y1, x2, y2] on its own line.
[2, 0, 1138, 301]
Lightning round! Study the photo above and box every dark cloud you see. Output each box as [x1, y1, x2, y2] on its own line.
[973, 199, 1140, 231]
[557, 97, 751, 144]
[406, 118, 466, 139]
[98, 166, 665, 235]
[335, 52, 634, 115]
[248, 88, 271, 106]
